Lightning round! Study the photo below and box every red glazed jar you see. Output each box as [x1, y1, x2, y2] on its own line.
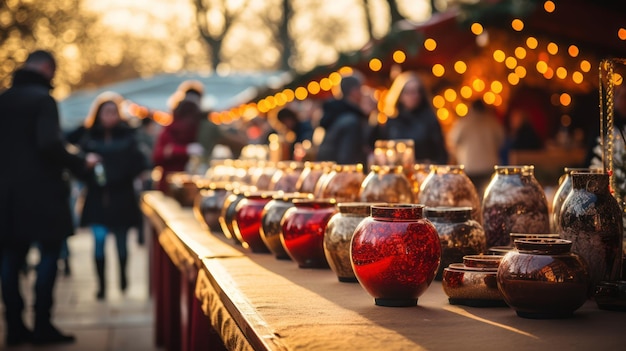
[233, 191, 276, 253]
[281, 199, 338, 268]
[351, 204, 441, 307]
[260, 192, 313, 260]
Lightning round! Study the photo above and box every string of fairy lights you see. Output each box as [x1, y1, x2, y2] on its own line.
[125, 0, 625, 130]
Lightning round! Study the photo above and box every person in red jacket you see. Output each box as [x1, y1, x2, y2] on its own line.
[152, 100, 204, 194]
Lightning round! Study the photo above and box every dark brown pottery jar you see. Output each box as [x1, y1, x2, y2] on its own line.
[419, 165, 482, 224]
[260, 192, 313, 260]
[316, 164, 365, 202]
[193, 181, 231, 233]
[497, 238, 589, 319]
[559, 171, 623, 291]
[442, 255, 506, 307]
[218, 185, 257, 243]
[481, 165, 550, 248]
[359, 165, 414, 203]
[281, 199, 338, 268]
[424, 206, 487, 281]
[323, 202, 385, 282]
[351, 204, 441, 307]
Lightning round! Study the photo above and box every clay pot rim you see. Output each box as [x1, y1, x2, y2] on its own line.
[444, 263, 499, 273]
[463, 255, 504, 268]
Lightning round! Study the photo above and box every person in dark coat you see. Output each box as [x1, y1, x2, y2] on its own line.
[72, 91, 147, 300]
[0, 50, 99, 346]
[316, 74, 369, 167]
[374, 71, 448, 165]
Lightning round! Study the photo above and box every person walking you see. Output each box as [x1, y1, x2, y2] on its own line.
[448, 99, 505, 196]
[0, 50, 99, 346]
[72, 91, 147, 300]
[375, 71, 448, 165]
[316, 74, 370, 166]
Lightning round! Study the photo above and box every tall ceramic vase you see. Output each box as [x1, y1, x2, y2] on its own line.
[481, 165, 550, 248]
[559, 171, 623, 290]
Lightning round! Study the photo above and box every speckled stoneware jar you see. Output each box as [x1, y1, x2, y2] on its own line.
[424, 207, 487, 281]
[559, 171, 623, 291]
[315, 164, 365, 202]
[481, 165, 550, 248]
[497, 238, 589, 319]
[418, 165, 482, 224]
[551, 168, 601, 233]
[295, 161, 335, 194]
[359, 165, 414, 203]
[351, 204, 441, 307]
[323, 202, 385, 282]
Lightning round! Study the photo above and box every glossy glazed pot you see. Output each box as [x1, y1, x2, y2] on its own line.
[351, 204, 441, 307]
[442, 255, 506, 307]
[281, 199, 338, 268]
[260, 192, 313, 260]
[167, 172, 204, 207]
[323, 202, 385, 282]
[295, 161, 335, 194]
[269, 161, 305, 192]
[359, 165, 414, 203]
[551, 168, 601, 233]
[233, 191, 277, 253]
[482, 165, 550, 248]
[497, 238, 589, 319]
[419, 165, 482, 223]
[560, 171, 623, 290]
[193, 181, 231, 233]
[424, 206, 487, 281]
[218, 185, 257, 243]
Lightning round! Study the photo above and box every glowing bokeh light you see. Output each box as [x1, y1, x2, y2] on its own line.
[424, 38, 437, 51]
[454, 61, 467, 74]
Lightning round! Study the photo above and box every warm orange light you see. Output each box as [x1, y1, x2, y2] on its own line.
[483, 92, 496, 105]
[568, 45, 579, 57]
[491, 81, 503, 94]
[515, 66, 527, 78]
[307, 81, 321, 95]
[432, 64, 445, 77]
[493, 50, 506, 63]
[369, 58, 382, 72]
[536, 61, 548, 74]
[283, 89, 295, 102]
[547, 42, 558, 55]
[460, 86, 473, 99]
[433, 95, 445, 109]
[266, 96, 277, 109]
[556, 67, 567, 79]
[338, 66, 353, 75]
[560, 93, 571, 106]
[572, 71, 584, 84]
[329, 72, 342, 85]
[258, 99, 269, 113]
[511, 19, 524, 31]
[437, 108, 450, 121]
[320, 78, 332, 91]
[152, 111, 172, 126]
[294, 87, 308, 100]
[472, 79, 486, 92]
[508, 73, 520, 85]
[393, 50, 406, 63]
[505, 57, 517, 69]
[614, 73, 624, 86]
[377, 112, 388, 124]
[444, 88, 457, 102]
[209, 112, 220, 124]
[580, 60, 591, 72]
[514, 47, 527, 59]
[275, 92, 287, 106]
[454, 61, 467, 74]
[494, 94, 503, 107]
[619, 28, 626, 41]
[456, 103, 468, 117]
[526, 37, 538, 49]
[543, 67, 554, 79]
[424, 38, 437, 51]
[471, 23, 483, 35]
[544, 1, 555, 13]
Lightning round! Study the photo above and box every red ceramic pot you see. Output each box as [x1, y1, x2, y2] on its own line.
[233, 191, 276, 253]
[351, 204, 441, 307]
[281, 199, 338, 268]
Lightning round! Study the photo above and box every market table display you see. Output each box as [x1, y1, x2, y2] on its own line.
[142, 190, 626, 351]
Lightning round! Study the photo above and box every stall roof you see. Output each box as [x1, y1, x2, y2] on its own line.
[59, 71, 290, 130]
